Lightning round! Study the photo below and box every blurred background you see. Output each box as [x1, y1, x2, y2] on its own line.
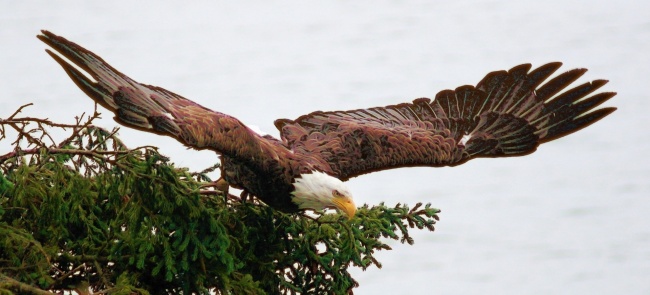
[1, 1, 648, 294]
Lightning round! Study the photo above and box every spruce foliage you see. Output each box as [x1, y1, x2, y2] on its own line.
[0, 104, 440, 294]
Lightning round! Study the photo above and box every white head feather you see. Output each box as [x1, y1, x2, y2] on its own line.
[291, 171, 354, 213]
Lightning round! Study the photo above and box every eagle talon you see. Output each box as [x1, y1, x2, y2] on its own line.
[215, 178, 230, 195]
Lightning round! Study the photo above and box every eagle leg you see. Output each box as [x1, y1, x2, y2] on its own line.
[240, 190, 250, 203]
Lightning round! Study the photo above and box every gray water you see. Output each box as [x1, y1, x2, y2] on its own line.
[1, 1, 648, 294]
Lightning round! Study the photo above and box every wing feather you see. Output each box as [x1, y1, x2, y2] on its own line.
[40, 32, 616, 182]
[38, 30, 280, 169]
[277, 63, 616, 180]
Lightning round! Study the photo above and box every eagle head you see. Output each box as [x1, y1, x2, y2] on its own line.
[291, 171, 356, 219]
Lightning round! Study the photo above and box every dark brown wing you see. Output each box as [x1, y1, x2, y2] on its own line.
[38, 30, 280, 169]
[275, 63, 616, 180]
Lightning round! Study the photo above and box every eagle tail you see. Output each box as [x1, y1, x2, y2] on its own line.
[452, 63, 617, 158]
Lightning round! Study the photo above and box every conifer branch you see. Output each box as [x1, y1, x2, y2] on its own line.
[0, 274, 55, 295]
[1, 104, 441, 294]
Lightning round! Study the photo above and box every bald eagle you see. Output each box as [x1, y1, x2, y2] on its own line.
[38, 30, 616, 219]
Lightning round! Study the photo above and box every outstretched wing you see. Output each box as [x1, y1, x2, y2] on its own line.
[38, 30, 277, 167]
[276, 63, 616, 180]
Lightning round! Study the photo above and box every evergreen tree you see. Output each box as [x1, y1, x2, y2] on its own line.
[0, 104, 440, 294]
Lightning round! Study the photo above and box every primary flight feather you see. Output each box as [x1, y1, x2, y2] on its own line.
[38, 30, 616, 219]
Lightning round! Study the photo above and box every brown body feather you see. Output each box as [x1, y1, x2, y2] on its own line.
[39, 30, 616, 212]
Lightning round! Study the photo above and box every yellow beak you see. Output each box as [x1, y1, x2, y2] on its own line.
[332, 196, 356, 220]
